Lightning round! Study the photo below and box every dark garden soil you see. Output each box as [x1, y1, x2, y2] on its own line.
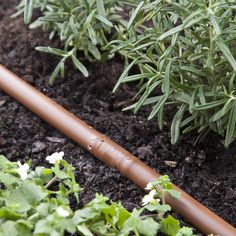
[0, 1, 236, 234]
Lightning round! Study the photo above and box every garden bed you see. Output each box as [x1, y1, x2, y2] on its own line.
[0, 0, 236, 233]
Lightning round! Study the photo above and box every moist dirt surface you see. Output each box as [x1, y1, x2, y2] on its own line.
[0, 1, 236, 234]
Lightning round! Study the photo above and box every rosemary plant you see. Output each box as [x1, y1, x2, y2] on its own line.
[15, 0, 236, 147]
[109, 0, 236, 147]
[14, 0, 134, 84]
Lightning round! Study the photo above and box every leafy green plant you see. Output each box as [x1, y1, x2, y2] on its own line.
[15, 0, 236, 146]
[14, 0, 135, 85]
[109, 0, 236, 147]
[0, 153, 195, 236]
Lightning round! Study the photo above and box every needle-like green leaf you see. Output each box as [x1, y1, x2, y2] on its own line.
[127, 1, 144, 30]
[171, 104, 187, 144]
[225, 102, 236, 147]
[24, 0, 34, 24]
[216, 37, 236, 72]
[71, 54, 89, 77]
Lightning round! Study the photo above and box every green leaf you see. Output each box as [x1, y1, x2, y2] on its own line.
[119, 73, 151, 83]
[159, 12, 205, 41]
[69, 15, 79, 36]
[71, 54, 89, 77]
[148, 95, 168, 120]
[225, 102, 236, 147]
[7, 182, 46, 212]
[60, 218, 76, 234]
[152, 175, 172, 190]
[88, 26, 97, 45]
[49, 59, 65, 85]
[96, 0, 106, 17]
[73, 208, 98, 224]
[89, 220, 108, 234]
[127, 1, 144, 30]
[210, 14, 221, 35]
[60, 61, 65, 78]
[59, 0, 69, 11]
[36, 46, 67, 57]
[0, 207, 23, 220]
[192, 99, 226, 110]
[38, 14, 68, 22]
[0, 172, 20, 186]
[180, 66, 205, 77]
[176, 227, 194, 236]
[53, 167, 69, 180]
[36, 203, 49, 216]
[113, 58, 139, 92]
[161, 215, 180, 236]
[229, 72, 235, 92]
[171, 104, 187, 144]
[121, 209, 159, 236]
[0, 221, 18, 236]
[82, 10, 96, 33]
[102, 203, 130, 228]
[145, 204, 171, 213]
[34, 219, 54, 235]
[0, 155, 15, 170]
[157, 105, 164, 130]
[138, 217, 160, 236]
[162, 61, 172, 93]
[95, 15, 113, 27]
[210, 99, 232, 122]
[174, 92, 191, 104]
[87, 41, 101, 60]
[166, 189, 181, 199]
[134, 80, 162, 114]
[216, 37, 236, 72]
[15, 221, 32, 236]
[77, 224, 93, 236]
[24, 0, 34, 24]
[131, 41, 154, 52]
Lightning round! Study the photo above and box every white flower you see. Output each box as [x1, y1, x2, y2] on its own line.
[46, 151, 64, 164]
[56, 206, 70, 217]
[145, 183, 153, 190]
[142, 190, 157, 206]
[16, 161, 29, 180]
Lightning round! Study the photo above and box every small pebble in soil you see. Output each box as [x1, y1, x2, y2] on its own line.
[185, 157, 193, 163]
[46, 136, 66, 144]
[196, 151, 206, 167]
[0, 100, 6, 107]
[32, 141, 46, 153]
[8, 49, 16, 58]
[0, 137, 6, 146]
[164, 160, 177, 168]
[136, 146, 153, 159]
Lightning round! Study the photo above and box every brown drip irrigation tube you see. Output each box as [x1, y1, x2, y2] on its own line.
[0, 65, 235, 235]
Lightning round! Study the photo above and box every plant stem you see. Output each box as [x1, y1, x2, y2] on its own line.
[45, 176, 58, 189]
[141, 214, 159, 219]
